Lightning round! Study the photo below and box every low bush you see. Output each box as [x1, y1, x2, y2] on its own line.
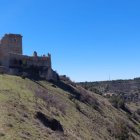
[109, 95, 131, 114]
[109, 95, 125, 109]
[108, 119, 130, 140]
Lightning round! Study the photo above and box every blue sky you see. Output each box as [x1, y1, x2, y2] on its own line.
[0, 0, 140, 82]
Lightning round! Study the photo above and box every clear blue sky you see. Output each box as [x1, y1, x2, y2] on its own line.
[0, 0, 140, 82]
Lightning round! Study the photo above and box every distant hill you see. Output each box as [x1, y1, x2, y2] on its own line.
[78, 78, 140, 102]
[0, 75, 140, 140]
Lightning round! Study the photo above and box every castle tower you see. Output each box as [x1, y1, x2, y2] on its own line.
[0, 34, 23, 67]
[0, 34, 23, 54]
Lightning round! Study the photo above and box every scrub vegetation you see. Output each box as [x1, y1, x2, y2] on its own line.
[0, 75, 140, 140]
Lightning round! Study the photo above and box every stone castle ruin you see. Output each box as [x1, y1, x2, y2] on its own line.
[0, 34, 57, 80]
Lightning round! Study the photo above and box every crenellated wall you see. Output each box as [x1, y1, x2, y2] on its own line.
[8, 53, 51, 68]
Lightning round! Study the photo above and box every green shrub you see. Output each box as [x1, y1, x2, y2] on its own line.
[109, 95, 125, 109]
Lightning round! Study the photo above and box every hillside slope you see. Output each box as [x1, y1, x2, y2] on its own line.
[0, 75, 140, 140]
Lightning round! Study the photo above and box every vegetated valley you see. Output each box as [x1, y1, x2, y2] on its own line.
[0, 75, 140, 140]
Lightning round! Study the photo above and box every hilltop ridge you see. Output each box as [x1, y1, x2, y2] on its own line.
[78, 78, 140, 102]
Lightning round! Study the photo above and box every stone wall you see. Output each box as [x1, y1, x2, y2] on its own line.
[8, 53, 51, 68]
[0, 34, 22, 67]
[0, 66, 9, 74]
[0, 34, 22, 54]
[0, 33, 57, 81]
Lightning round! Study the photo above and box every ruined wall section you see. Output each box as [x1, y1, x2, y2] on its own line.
[8, 53, 52, 68]
[8, 53, 54, 80]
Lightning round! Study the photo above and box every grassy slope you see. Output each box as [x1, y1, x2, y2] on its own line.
[0, 75, 140, 140]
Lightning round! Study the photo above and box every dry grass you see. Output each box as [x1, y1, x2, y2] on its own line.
[0, 74, 140, 140]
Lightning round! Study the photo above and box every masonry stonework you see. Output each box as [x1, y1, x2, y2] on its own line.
[0, 34, 57, 81]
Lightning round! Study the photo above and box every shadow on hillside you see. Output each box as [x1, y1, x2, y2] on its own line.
[51, 80, 81, 99]
[35, 112, 64, 132]
[51, 80, 101, 112]
[32, 80, 48, 90]
[28, 76, 101, 112]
